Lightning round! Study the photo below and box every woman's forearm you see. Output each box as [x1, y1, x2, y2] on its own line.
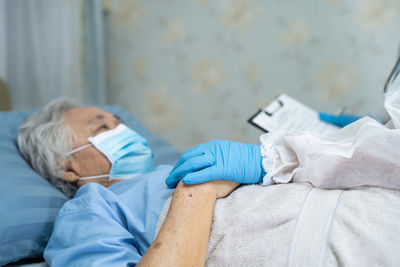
[137, 182, 217, 267]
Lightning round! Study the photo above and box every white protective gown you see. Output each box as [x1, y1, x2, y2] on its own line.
[260, 74, 400, 191]
[156, 75, 400, 267]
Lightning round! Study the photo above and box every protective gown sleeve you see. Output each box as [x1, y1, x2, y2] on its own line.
[44, 184, 142, 267]
[260, 78, 400, 190]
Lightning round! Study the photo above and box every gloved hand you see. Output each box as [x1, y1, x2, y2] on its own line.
[165, 140, 265, 188]
[319, 112, 361, 128]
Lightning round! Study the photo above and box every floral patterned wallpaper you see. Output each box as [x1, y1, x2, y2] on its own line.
[103, 0, 400, 152]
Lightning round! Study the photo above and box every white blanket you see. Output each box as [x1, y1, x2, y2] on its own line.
[156, 183, 400, 267]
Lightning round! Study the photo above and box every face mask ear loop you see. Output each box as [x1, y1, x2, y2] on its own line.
[66, 143, 93, 156]
[78, 174, 110, 181]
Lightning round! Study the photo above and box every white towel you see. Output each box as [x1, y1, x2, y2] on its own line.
[156, 183, 400, 267]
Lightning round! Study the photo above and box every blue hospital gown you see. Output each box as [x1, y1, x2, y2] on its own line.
[44, 165, 174, 266]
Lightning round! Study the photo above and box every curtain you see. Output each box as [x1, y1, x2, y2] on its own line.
[0, 0, 106, 110]
[0, 0, 7, 81]
[84, 0, 107, 105]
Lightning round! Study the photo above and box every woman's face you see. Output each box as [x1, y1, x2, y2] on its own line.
[62, 106, 123, 188]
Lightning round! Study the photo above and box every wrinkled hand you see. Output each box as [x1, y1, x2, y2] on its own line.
[319, 112, 361, 128]
[208, 180, 241, 199]
[165, 140, 265, 188]
[176, 180, 240, 199]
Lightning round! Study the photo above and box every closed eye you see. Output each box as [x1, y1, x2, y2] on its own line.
[96, 124, 109, 133]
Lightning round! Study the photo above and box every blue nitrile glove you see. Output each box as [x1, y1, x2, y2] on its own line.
[165, 140, 265, 188]
[319, 112, 361, 128]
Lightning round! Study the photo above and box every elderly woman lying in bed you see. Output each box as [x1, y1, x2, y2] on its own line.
[18, 88, 400, 266]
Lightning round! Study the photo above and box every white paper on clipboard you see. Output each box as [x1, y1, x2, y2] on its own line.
[248, 94, 339, 135]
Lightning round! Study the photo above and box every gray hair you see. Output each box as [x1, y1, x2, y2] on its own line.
[18, 98, 79, 198]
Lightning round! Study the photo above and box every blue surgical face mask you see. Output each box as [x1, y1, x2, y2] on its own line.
[67, 124, 154, 181]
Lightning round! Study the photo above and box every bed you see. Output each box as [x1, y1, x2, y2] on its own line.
[0, 106, 180, 266]
[3, 104, 400, 267]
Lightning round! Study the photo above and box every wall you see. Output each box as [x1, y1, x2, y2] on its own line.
[104, 0, 400, 152]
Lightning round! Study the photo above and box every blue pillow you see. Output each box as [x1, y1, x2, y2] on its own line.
[0, 106, 180, 266]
